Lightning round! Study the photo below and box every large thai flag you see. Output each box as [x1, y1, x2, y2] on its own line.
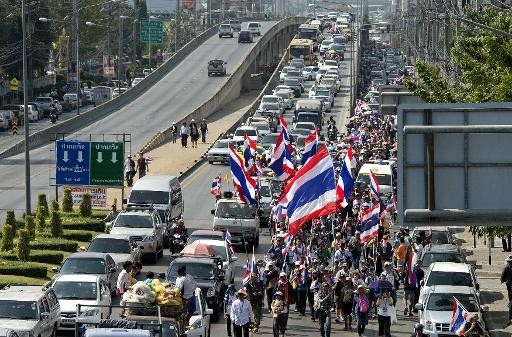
[301, 130, 318, 166]
[406, 250, 416, 284]
[269, 120, 295, 181]
[450, 297, 470, 336]
[278, 146, 337, 235]
[336, 148, 356, 208]
[370, 170, 380, 202]
[229, 144, 257, 205]
[279, 117, 294, 155]
[359, 203, 380, 243]
[243, 132, 257, 174]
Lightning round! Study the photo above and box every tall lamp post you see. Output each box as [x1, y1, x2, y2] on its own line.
[22, 0, 31, 214]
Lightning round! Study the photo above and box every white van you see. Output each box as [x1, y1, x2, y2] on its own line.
[355, 161, 395, 194]
[247, 22, 261, 36]
[127, 175, 184, 221]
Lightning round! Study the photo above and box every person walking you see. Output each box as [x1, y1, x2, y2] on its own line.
[265, 264, 280, 309]
[245, 273, 263, 333]
[376, 287, 394, 337]
[315, 282, 333, 337]
[180, 122, 189, 148]
[224, 285, 237, 337]
[501, 255, 512, 325]
[341, 278, 354, 331]
[135, 152, 148, 179]
[175, 265, 198, 324]
[353, 285, 370, 337]
[309, 269, 321, 321]
[189, 119, 199, 148]
[170, 122, 178, 144]
[124, 154, 135, 186]
[200, 118, 208, 143]
[230, 289, 253, 337]
[271, 291, 287, 337]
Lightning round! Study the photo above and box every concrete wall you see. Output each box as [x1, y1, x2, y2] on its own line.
[140, 16, 305, 153]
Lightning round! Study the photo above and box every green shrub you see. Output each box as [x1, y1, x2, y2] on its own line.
[5, 209, 15, 227]
[0, 250, 64, 264]
[79, 193, 92, 217]
[62, 188, 73, 212]
[0, 275, 47, 288]
[25, 215, 35, 240]
[51, 200, 59, 212]
[30, 238, 78, 252]
[0, 260, 48, 278]
[16, 229, 31, 261]
[36, 206, 47, 232]
[61, 230, 94, 242]
[50, 211, 63, 238]
[1, 224, 15, 252]
[61, 216, 105, 232]
[37, 194, 49, 218]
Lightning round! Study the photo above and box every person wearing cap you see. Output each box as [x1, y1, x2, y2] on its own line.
[274, 272, 293, 330]
[245, 273, 263, 332]
[501, 255, 512, 324]
[271, 291, 287, 337]
[135, 151, 148, 179]
[462, 314, 489, 337]
[170, 121, 178, 144]
[314, 282, 333, 337]
[353, 284, 370, 337]
[224, 284, 237, 337]
[199, 118, 208, 143]
[230, 289, 253, 337]
[123, 154, 135, 187]
[410, 323, 428, 337]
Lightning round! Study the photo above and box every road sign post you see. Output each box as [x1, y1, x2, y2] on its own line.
[90, 142, 124, 186]
[140, 19, 163, 44]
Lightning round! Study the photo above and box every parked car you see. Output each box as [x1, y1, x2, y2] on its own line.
[132, 77, 144, 86]
[238, 30, 253, 43]
[0, 286, 61, 337]
[1, 104, 24, 125]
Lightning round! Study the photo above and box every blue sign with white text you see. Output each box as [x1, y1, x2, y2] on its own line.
[56, 141, 91, 185]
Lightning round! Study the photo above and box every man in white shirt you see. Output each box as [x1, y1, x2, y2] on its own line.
[116, 261, 132, 296]
[230, 289, 253, 337]
[175, 265, 197, 322]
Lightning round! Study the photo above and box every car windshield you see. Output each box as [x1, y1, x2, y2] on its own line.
[262, 134, 279, 144]
[60, 258, 107, 274]
[208, 245, 228, 262]
[426, 271, 473, 287]
[262, 97, 279, 103]
[260, 185, 272, 197]
[254, 125, 270, 132]
[53, 281, 97, 300]
[235, 129, 257, 136]
[426, 293, 479, 312]
[318, 69, 327, 74]
[36, 97, 52, 102]
[88, 238, 132, 254]
[249, 23, 258, 28]
[114, 214, 154, 228]
[216, 202, 255, 219]
[356, 173, 392, 186]
[167, 263, 215, 280]
[322, 40, 332, 46]
[325, 61, 337, 67]
[284, 79, 299, 86]
[288, 71, 301, 77]
[430, 232, 450, 244]
[275, 92, 288, 99]
[316, 90, 330, 96]
[212, 141, 230, 149]
[261, 103, 280, 110]
[129, 190, 169, 204]
[220, 24, 231, 29]
[0, 301, 38, 319]
[422, 253, 464, 268]
[296, 123, 315, 130]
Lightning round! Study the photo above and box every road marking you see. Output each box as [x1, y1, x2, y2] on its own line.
[181, 162, 210, 189]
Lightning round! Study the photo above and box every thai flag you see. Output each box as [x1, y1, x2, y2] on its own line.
[278, 146, 337, 235]
[210, 175, 221, 196]
[145, 156, 154, 164]
[281, 234, 293, 257]
[229, 144, 257, 205]
[450, 297, 471, 336]
[336, 148, 356, 208]
[243, 132, 257, 174]
[407, 250, 416, 285]
[301, 130, 318, 166]
[279, 117, 294, 155]
[370, 170, 380, 202]
[269, 121, 295, 181]
[359, 203, 380, 243]
[393, 194, 398, 211]
[242, 258, 251, 284]
[225, 230, 235, 254]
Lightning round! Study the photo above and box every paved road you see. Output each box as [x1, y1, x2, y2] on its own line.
[0, 21, 279, 218]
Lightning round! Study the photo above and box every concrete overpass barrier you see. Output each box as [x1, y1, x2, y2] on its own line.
[0, 24, 221, 159]
[140, 16, 306, 154]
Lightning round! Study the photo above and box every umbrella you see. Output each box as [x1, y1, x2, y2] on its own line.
[368, 279, 393, 289]
[180, 241, 216, 256]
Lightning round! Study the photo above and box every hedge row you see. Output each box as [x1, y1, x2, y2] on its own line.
[0, 260, 48, 278]
[61, 216, 105, 232]
[61, 230, 96, 242]
[30, 238, 79, 252]
[0, 275, 47, 288]
[0, 250, 64, 265]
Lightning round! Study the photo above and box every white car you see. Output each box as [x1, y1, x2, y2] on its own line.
[187, 288, 213, 337]
[52, 274, 112, 331]
[273, 85, 293, 94]
[324, 74, 341, 91]
[26, 105, 39, 122]
[315, 68, 329, 82]
[302, 66, 319, 81]
[319, 39, 333, 53]
[194, 239, 237, 284]
[294, 122, 317, 132]
[232, 125, 258, 143]
[247, 22, 261, 36]
[131, 77, 144, 86]
[274, 90, 294, 109]
[279, 66, 297, 82]
[251, 122, 272, 137]
[416, 285, 487, 337]
[261, 95, 285, 112]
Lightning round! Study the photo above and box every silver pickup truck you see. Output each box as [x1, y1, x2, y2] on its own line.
[211, 197, 260, 248]
[207, 59, 227, 76]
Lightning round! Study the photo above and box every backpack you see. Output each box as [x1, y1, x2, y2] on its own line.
[359, 295, 369, 313]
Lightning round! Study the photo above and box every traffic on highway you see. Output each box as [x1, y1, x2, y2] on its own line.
[0, 5, 509, 337]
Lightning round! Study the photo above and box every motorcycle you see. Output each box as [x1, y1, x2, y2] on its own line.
[170, 233, 187, 253]
[327, 126, 337, 142]
[50, 112, 57, 124]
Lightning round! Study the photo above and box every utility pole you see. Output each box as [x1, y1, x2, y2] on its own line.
[118, 6, 123, 88]
[73, 0, 80, 115]
[22, 0, 31, 215]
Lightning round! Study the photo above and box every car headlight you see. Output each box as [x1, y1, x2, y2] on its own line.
[206, 287, 216, 297]
[425, 321, 433, 331]
[188, 317, 202, 330]
[213, 225, 219, 231]
[141, 235, 154, 242]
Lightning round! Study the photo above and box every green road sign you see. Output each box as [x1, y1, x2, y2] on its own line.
[90, 142, 124, 186]
[140, 19, 163, 44]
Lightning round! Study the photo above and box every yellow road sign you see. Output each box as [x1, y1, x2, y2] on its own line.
[9, 77, 19, 91]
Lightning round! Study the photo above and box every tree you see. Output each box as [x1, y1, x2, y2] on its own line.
[16, 229, 31, 261]
[0, 224, 15, 252]
[51, 200, 59, 212]
[35, 206, 47, 232]
[50, 210, 63, 238]
[24, 215, 36, 240]
[79, 193, 92, 218]
[37, 194, 49, 218]
[406, 7, 512, 103]
[62, 188, 73, 212]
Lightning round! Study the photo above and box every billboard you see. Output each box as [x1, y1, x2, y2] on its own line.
[67, 186, 107, 208]
[397, 102, 512, 226]
[103, 55, 114, 76]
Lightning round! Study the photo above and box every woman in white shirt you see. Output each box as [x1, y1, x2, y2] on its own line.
[376, 288, 394, 337]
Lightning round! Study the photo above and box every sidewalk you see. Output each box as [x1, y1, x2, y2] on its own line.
[453, 226, 512, 336]
[106, 92, 258, 205]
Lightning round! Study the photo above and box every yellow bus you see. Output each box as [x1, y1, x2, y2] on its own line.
[288, 39, 314, 65]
